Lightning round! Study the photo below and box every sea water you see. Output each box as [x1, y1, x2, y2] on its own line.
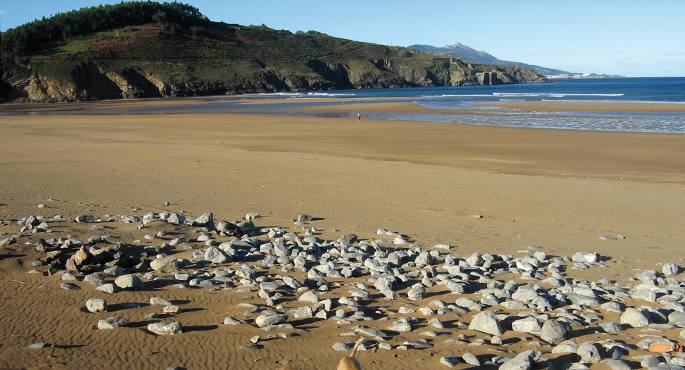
[262, 77, 685, 103]
[255, 77, 685, 133]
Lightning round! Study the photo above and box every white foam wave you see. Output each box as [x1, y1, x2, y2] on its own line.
[542, 99, 685, 104]
[422, 94, 495, 98]
[258, 92, 356, 97]
[423, 93, 626, 99]
[306, 92, 356, 97]
[258, 92, 302, 96]
[493, 92, 625, 98]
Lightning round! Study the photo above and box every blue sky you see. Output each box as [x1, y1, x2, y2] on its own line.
[1, 0, 684, 76]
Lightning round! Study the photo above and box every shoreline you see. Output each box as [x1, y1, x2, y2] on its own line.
[2, 98, 685, 134]
[4, 94, 685, 112]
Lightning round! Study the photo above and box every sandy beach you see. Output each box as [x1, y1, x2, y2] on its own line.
[1, 100, 685, 369]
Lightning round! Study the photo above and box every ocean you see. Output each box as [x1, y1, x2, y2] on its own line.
[250, 77, 685, 134]
[265, 77, 685, 103]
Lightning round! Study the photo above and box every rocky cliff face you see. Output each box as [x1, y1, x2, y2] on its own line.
[4, 57, 546, 103]
[1, 21, 547, 103]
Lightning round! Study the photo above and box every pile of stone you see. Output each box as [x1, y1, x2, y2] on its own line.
[4, 209, 685, 370]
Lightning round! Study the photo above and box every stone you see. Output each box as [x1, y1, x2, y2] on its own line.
[163, 305, 180, 314]
[388, 318, 412, 332]
[73, 247, 89, 266]
[332, 342, 354, 352]
[601, 322, 622, 334]
[468, 311, 503, 336]
[620, 307, 650, 328]
[404, 340, 431, 349]
[440, 356, 460, 368]
[577, 343, 601, 363]
[298, 291, 319, 304]
[60, 282, 80, 291]
[167, 213, 186, 225]
[223, 316, 245, 325]
[150, 256, 177, 272]
[499, 350, 541, 370]
[194, 213, 214, 227]
[567, 293, 600, 306]
[669, 311, 685, 326]
[245, 213, 260, 222]
[378, 342, 392, 350]
[540, 319, 568, 344]
[428, 317, 444, 329]
[663, 263, 680, 276]
[572, 252, 599, 264]
[462, 352, 480, 366]
[216, 221, 243, 236]
[601, 302, 623, 313]
[415, 251, 434, 267]
[641, 355, 662, 368]
[29, 343, 49, 349]
[407, 283, 426, 301]
[84, 273, 104, 285]
[75, 214, 96, 223]
[512, 316, 541, 334]
[150, 297, 172, 306]
[204, 246, 227, 264]
[611, 349, 623, 360]
[97, 317, 129, 329]
[255, 312, 288, 328]
[102, 266, 124, 276]
[315, 310, 328, 320]
[148, 322, 182, 335]
[293, 306, 313, 319]
[552, 340, 578, 354]
[114, 274, 144, 290]
[632, 289, 656, 303]
[96, 283, 116, 294]
[85, 298, 107, 313]
[354, 326, 391, 340]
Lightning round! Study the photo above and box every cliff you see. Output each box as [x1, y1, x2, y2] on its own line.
[0, 2, 547, 103]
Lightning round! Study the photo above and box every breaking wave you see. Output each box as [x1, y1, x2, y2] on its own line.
[422, 93, 626, 99]
[259, 92, 356, 97]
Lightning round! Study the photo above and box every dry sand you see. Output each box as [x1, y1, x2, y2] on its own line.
[1, 101, 685, 369]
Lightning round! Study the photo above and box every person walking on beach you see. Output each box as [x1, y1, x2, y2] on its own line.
[357, 112, 361, 124]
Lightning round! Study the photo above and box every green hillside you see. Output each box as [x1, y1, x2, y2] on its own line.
[0, 2, 546, 102]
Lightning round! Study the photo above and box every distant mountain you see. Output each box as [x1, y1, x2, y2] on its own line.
[409, 43, 569, 76]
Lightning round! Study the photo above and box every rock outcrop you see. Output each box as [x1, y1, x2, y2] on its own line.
[4, 57, 545, 103]
[1, 6, 546, 103]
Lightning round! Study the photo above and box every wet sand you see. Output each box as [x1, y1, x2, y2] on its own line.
[1, 101, 685, 369]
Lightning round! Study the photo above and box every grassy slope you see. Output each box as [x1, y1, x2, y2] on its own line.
[3, 19, 543, 101]
[17, 22, 435, 80]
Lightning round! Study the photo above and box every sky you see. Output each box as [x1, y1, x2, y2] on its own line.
[1, 0, 684, 77]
